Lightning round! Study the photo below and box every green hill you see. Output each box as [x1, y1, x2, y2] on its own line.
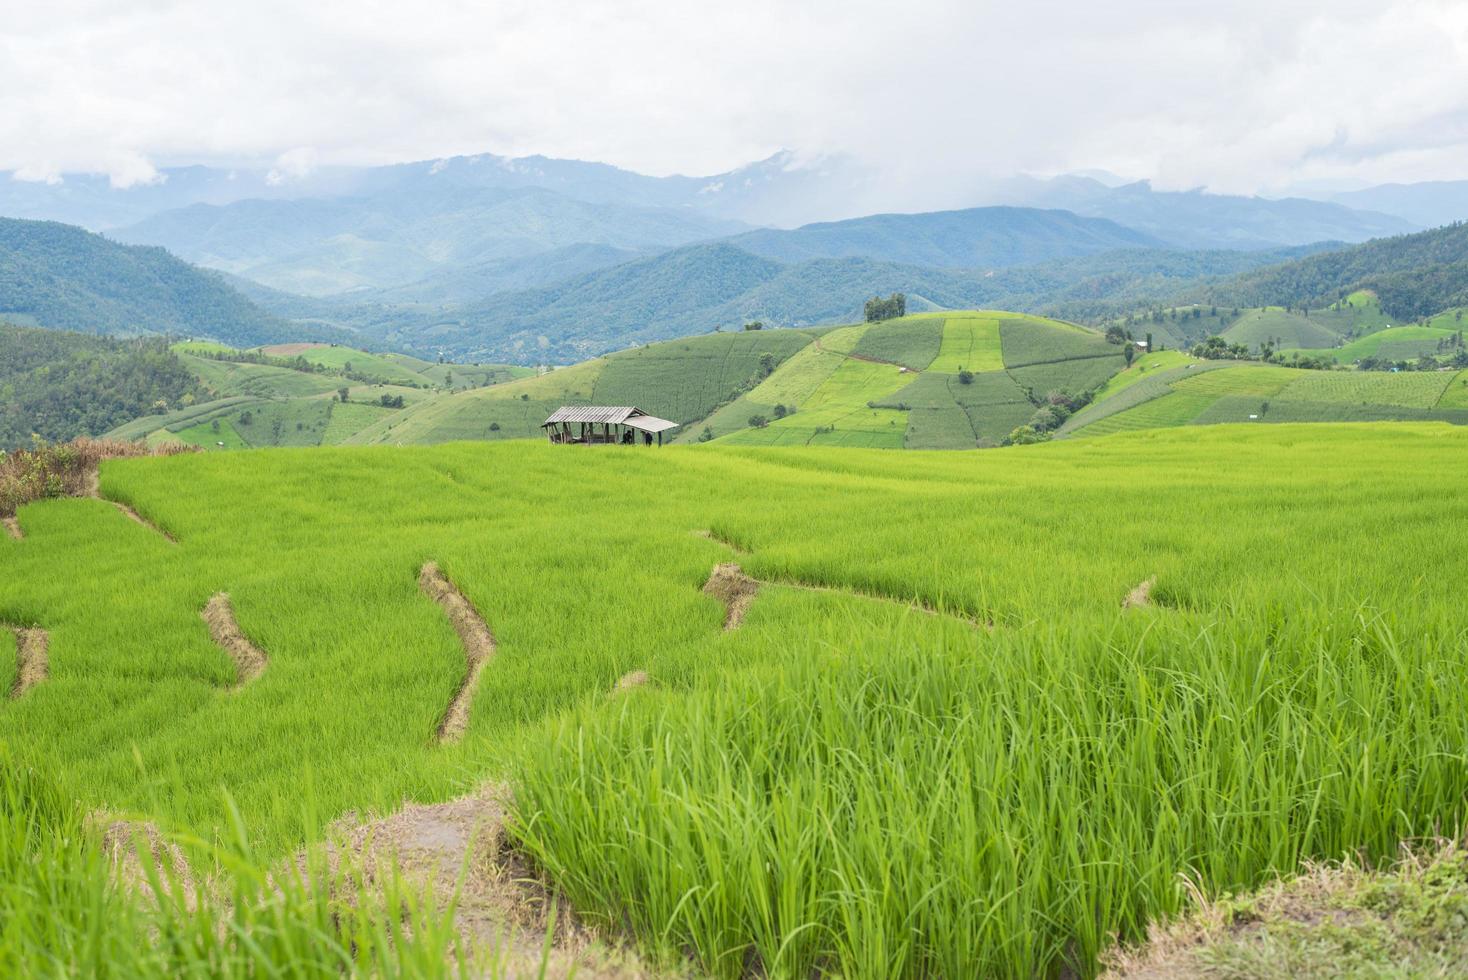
[697, 312, 1123, 449]
[0, 323, 208, 448]
[726, 206, 1160, 266]
[1196, 221, 1468, 319]
[1061, 361, 1468, 437]
[0, 218, 341, 347]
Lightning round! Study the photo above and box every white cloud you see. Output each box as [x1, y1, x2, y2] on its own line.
[0, 0, 1465, 204]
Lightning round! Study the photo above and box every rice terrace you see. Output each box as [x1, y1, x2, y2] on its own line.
[12, 5, 1468, 975]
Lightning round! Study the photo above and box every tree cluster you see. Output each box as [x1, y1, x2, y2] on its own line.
[864, 293, 907, 323]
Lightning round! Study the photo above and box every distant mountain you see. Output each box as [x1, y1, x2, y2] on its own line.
[990, 176, 1416, 249]
[1327, 181, 1468, 229]
[725, 206, 1159, 267]
[0, 149, 864, 236]
[338, 239, 1337, 363]
[113, 185, 746, 296]
[367, 243, 642, 304]
[0, 218, 335, 347]
[1192, 222, 1468, 318]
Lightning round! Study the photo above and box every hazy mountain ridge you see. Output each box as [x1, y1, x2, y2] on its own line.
[0, 218, 345, 347]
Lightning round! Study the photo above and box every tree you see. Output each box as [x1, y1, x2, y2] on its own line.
[338, 387, 350, 403]
[1105, 325, 1128, 345]
[863, 293, 906, 322]
[1123, 344, 1136, 366]
[748, 414, 770, 429]
[1006, 425, 1048, 445]
[759, 352, 776, 376]
[698, 427, 713, 442]
[773, 404, 787, 419]
[957, 369, 974, 385]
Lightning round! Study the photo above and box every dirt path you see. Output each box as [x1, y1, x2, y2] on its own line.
[201, 594, 268, 687]
[702, 562, 759, 630]
[7, 627, 49, 699]
[1123, 577, 1156, 610]
[812, 335, 916, 372]
[86, 466, 177, 542]
[698, 531, 990, 630]
[2, 517, 21, 540]
[328, 785, 648, 977]
[419, 562, 496, 742]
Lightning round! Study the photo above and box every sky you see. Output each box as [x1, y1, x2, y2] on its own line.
[4, 0, 1468, 204]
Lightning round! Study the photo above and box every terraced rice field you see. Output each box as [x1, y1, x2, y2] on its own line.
[1067, 363, 1468, 437]
[928, 314, 1004, 373]
[6, 426, 1468, 976]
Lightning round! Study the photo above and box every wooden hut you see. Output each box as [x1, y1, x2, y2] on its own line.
[541, 406, 680, 446]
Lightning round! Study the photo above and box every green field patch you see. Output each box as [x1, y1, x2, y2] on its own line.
[1092, 351, 1197, 405]
[904, 404, 976, 449]
[1171, 365, 1303, 398]
[105, 396, 264, 441]
[321, 401, 397, 445]
[1008, 355, 1123, 398]
[929, 315, 1004, 373]
[999, 315, 1115, 368]
[1293, 326, 1460, 364]
[592, 330, 812, 423]
[1435, 371, 1468, 408]
[172, 418, 248, 450]
[817, 323, 873, 355]
[961, 400, 1037, 446]
[1079, 391, 1215, 435]
[179, 354, 343, 398]
[850, 316, 944, 371]
[1222, 309, 1340, 350]
[228, 400, 333, 447]
[1193, 397, 1468, 426]
[740, 343, 846, 409]
[1276, 371, 1455, 409]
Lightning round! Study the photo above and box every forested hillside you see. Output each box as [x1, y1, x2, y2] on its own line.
[0, 218, 343, 347]
[0, 323, 206, 448]
[1195, 222, 1468, 318]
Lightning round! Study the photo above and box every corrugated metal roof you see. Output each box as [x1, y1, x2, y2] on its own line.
[542, 406, 639, 425]
[622, 415, 679, 433]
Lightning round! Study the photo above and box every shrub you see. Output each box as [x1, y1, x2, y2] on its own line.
[0, 438, 196, 517]
[748, 415, 770, 429]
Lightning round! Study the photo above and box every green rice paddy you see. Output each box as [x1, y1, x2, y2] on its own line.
[6, 425, 1468, 976]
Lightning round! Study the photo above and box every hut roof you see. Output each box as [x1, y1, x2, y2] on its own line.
[622, 415, 679, 433]
[542, 406, 640, 425]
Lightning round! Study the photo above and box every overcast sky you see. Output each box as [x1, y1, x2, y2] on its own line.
[5, 0, 1468, 202]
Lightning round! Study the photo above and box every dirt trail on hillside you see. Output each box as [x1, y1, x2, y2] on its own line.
[201, 594, 269, 687]
[2, 517, 21, 540]
[419, 562, 496, 743]
[698, 532, 991, 630]
[86, 466, 176, 542]
[703, 563, 759, 630]
[1123, 577, 1156, 610]
[7, 627, 48, 699]
[329, 785, 649, 977]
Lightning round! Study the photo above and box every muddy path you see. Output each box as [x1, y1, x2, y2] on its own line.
[419, 562, 496, 743]
[1123, 577, 1156, 610]
[86, 467, 176, 542]
[201, 594, 268, 687]
[326, 785, 648, 977]
[6, 626, 49, 699]
[698, 533, 991, 631]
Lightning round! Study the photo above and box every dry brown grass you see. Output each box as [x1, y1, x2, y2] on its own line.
[418, 561, 496, 743]
[201, 594, 269, 688]
[0, 437, 196, 517]
[702, 562, 759, 630]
